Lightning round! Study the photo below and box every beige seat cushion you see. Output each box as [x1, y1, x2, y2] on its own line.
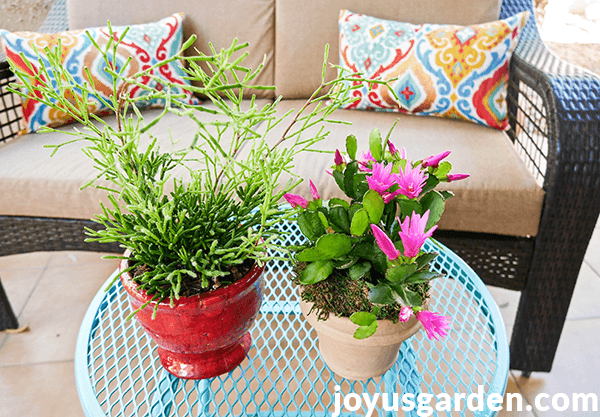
[66, 0, 276, 98]
[254, 100, 544, 237]
[0, 100, 273, 220]
[275, 0, 502, 98]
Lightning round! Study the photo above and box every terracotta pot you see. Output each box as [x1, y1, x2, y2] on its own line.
[120, 252, 264, 380]
[299, 298, 422, 381]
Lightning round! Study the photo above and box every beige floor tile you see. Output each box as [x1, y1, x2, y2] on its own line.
[486, 286, 520, 331]
[0, 361, 84, 417]
[47, 251, 119, 267]
[0, 259, 119, 366]
[0, 251, 52, 270]
[497, 372, 536, 416]
[513, 319, 600, 416]
[585, 238, 600, 276]
[567, 262, 600, 320]
[0, 268, 44, 317]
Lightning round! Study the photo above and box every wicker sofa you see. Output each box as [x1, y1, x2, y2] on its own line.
[1, 0, 599, 376]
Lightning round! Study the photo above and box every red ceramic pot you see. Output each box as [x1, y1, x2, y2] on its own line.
[120, 252, 264, 380]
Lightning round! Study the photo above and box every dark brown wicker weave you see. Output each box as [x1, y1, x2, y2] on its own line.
[1, 0, 599, 375]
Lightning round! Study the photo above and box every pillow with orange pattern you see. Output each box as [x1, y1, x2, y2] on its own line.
[0, 13, 198, 133]
[337, 10, 530, 130]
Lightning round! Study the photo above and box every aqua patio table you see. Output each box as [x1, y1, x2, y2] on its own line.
[74, 222, 509, 417]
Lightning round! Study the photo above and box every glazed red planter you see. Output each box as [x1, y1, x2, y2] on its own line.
[120, 253, 264, 380]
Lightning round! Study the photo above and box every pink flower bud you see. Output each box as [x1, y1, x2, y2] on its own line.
[284, 193, 309, 209]
[422, 151, 451, 168]
[446, 173, 469, 182]
[309, 180, 320, 200]
[387, 140, 398, 155]
[399, 306, 413, 322]
[334, 149, 344, 166]
[371, 224, 400, 261]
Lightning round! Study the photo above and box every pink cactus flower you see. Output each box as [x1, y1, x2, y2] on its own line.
[397, 210, 438, 258]
[388, 140, 399, 155]
[358, 150, 376, 172]
[284, 193, 309, 209]
[309, 180, 320, 200]
[334, 149, 345, 166]
[399, 306, 413, 322]
[422, 151, 450, 168]
[366, 162, 397, 195]
[416, 310, 451, 341]
[446, 173, 470, 182]
[396, 162, 427, 199]
[382, 189, 403, 204]
[371, 224, 400, 261]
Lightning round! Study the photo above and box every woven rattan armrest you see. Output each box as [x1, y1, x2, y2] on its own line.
[498, 0, 600, 374]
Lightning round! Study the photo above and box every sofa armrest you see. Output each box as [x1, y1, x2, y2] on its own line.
[0, 60, 23, 143]
[501, 0, 600, 372]
[502, 0, 600, 196]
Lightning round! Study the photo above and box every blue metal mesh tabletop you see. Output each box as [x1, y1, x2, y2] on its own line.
[74, 221, 509, 417]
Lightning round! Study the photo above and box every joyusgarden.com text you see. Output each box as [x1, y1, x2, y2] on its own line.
[331, 385, 598, 416]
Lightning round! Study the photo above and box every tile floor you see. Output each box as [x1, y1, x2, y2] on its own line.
[1, 223, 599, 416]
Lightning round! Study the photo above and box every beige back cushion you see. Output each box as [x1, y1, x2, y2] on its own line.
[275, 0, 502, 98]
[66, 0, 276, 98]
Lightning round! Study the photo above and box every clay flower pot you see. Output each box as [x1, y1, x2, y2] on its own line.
[120, 253, 264, 380]
[299, 298, 422, 381]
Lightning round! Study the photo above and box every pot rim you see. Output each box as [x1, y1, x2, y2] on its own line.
[120, 249, 265, 310]
[299, 298, 423, 346]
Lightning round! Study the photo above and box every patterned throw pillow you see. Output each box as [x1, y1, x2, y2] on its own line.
[338, 10, 530, 130]
[1, 13, 199, 133]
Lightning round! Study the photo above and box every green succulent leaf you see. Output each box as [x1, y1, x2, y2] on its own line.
[328, 206, 351, 234]
[363, 189, 385, 224]
[435, 161, 452, 178]
[369, 282, 395, 305]
[297, 211, 326, 241]
[332, 170, 345, 194]
[348, 241, 375, 260]
[298, 260, 335, 285]
[353, 321, 378, 339]
[348, 203, 364, 220]
[350, 208, 370, 236]
[317, 211, 329, 229]
[440, 190, 454, 200]
[416, 252, 438, 270]
[329, 198, 350, 210]
[399, 200, 423, 220]
[420, 175, 440, 197]
[334, 257, 358, 269]
[346, 134, 358, 160]
[296, 247, 331, 262]
[369, 128, 383, 161]
[420, 191, 445, 230]
[390, 283, 422, 307]
[344, 161, 359, 199]
[386, 264, 417, 283]
[350, 311, 377, 326]
[315, 233, 353, 258]
[404, 270, 443, 284]
[349, 261, 371, 280]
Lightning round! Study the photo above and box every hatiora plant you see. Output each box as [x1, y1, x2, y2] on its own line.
[6, 24, 389, 317]
[286, 127, 470, 339]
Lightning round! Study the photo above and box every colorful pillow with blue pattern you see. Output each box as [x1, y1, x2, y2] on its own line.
[338, 10, 530, 130]
[0, 13, 199, 133]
